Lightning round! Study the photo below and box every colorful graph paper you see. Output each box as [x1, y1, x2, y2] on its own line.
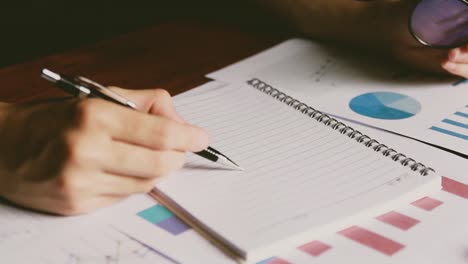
[137, 204, 190, 235]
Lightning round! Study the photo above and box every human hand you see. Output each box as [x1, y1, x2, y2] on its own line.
[375, 0, 468, 78]
[262, 0, 468, 77]
[0, 88, 209, 215]
[442, 44, 468, 77]
[387, 31, 468, 78]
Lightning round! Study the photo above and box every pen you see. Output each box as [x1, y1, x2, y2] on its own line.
[40, 68, 242, 171]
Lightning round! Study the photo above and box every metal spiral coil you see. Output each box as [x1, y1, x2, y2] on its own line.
[247, 78, 435, 176]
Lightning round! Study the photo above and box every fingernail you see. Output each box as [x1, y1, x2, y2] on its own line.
[443, 61, 457, 71]
[194, 128, 210, 150]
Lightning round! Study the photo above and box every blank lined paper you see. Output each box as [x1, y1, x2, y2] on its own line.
[155, 82, 439, 262]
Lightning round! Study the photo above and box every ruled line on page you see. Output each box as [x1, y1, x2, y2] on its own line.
[157, 82, 434, 254]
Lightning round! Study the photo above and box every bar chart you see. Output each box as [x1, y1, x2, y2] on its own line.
[430, 106, 468, 141]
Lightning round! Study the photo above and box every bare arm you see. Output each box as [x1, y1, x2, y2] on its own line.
[258, 1, 412, 47]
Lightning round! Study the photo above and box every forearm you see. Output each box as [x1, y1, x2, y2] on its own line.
[258, 0, 413, 50]
[0, 102, 11, 195]
[0, 102, 11, 137]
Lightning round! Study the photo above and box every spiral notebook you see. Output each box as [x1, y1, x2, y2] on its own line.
[152, 79, 440, 263]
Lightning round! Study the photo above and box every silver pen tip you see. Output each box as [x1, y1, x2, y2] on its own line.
[41, 68, 61, 83]
[217, 156, 244, 171]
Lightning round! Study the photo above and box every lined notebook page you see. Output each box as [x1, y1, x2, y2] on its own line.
[155, 82, 439, 262]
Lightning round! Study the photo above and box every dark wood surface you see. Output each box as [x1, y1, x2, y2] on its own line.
[0, 21, 286, 103]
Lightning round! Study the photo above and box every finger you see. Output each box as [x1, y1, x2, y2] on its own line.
[91, 172, 158, 196]
[442, 59, 468, 78]
[447, 45, 468, 64]
[55, 195, 128, 216]
[102, 141, 186, 178]
[48, 169, 159, 197]
[108, 87, 185, 123]
[102, 105, 209, 152]
[72, 99, 208, 152]
[64, 195, 128, 215]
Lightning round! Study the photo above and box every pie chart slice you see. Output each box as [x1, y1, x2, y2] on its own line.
[349, 92, 421, 120]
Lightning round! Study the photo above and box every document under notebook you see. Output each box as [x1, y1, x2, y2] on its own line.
[152, 79, 440, 263]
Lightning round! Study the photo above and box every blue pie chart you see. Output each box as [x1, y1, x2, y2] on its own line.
[349, 92, 421, 120]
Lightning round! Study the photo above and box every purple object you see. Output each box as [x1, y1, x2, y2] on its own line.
[356, 0, 468, 48]
[156, 217, 191, 235]
[410, 0, 468, 48]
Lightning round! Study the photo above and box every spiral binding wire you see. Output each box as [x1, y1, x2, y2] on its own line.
[247, 78, 435, 176]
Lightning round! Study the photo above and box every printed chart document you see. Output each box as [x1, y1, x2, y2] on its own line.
[151, 80, 441, 263]
[109, 194, 237, 264]
[111, 189, 468, 264]
[275, 189, 468, 264]
[0, 200, 174, 264]
[109, 80, 467, 263]
[208, 39, 468, 156]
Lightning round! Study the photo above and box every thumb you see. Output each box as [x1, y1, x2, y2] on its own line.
[107, 87, 185, 123]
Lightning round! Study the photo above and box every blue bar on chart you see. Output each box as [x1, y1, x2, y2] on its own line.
[257, 257, 290, 264]
[455, 111, 468, 118]
[430, 106, 468, 140]
[137, 204, 190, 235]
[442, 119, 468, 129]
[429, 127, 468, 140]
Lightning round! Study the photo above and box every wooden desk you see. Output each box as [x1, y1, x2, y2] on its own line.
[0, 22, 285, 103]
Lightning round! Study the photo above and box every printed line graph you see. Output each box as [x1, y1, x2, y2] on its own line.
[65, 239, 155, 264]
[25, 225, 177, 264]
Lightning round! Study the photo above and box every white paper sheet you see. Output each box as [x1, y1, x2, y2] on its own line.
[208, 39, 468, 155]
[0, 199, 175, 263]
[155, 80, 440, 262]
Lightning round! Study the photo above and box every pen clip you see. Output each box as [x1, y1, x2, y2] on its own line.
[76, 76, 137, 109]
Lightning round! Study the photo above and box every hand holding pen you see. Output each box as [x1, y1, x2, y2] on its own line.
[41, 69, 241, 170]
[0, 69, 239, 216]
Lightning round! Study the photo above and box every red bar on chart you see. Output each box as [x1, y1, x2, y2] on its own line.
[442, 177, 468, 199]
[298, 240, 332, 257]
[376, 211, 420, 231]
[338, 226, 405, 256]
[411, 197, 444, 211]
